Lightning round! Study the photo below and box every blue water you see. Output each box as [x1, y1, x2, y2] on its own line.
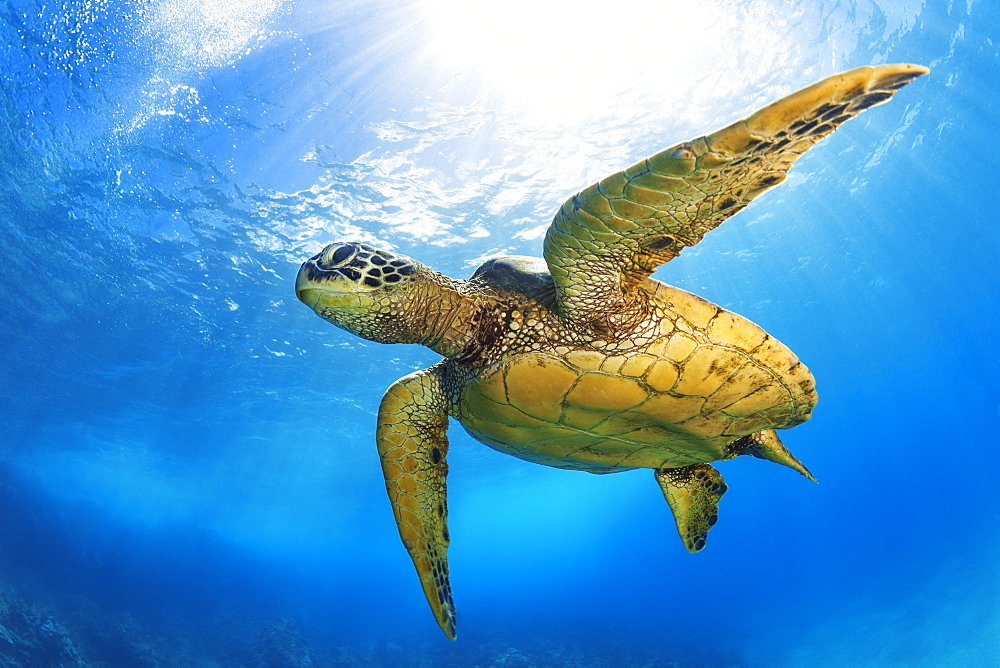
[1, 0, 998, 665]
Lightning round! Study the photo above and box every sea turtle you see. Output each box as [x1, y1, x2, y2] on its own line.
[295, 64, 928, 639]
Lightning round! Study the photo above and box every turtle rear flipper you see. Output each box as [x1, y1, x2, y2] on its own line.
[655, 464, 728, 553]
[727, 429, 817, 483]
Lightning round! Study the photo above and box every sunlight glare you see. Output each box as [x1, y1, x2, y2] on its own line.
[421, 0, 745, 126]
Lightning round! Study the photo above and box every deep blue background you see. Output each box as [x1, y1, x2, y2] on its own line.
[1, 0, 997, 665]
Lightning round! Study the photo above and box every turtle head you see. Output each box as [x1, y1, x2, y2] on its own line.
[295, 241, 425, 343]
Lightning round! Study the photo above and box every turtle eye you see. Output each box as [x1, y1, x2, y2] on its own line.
[317, 243, 358, 269]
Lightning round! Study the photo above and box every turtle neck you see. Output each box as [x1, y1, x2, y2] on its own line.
[410, 270, 496, 360]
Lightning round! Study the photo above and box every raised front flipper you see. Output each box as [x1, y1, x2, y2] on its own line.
[655, 464, 728, 552]
[376, 365, 456, 639]
[543, 64, 929, 326]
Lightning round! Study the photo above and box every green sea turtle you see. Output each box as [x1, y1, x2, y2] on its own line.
[295, 64, 928, 639]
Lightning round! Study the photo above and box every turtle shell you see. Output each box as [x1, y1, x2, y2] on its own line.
[457, 271, 817, 473]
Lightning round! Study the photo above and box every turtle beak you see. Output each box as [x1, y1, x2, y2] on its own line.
[295, 262, 370, 313]
[295, 263, 322, 307]
[296, 288, 320, 308]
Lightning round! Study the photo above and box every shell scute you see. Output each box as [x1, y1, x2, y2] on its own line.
[749, 336, 801, 372]
[706, 310, 768, 352]
[676, 411, 734, 440]
[672, 346, 746, 397]
[701, 363, 774, 411]
[559, 405, 609, 431]
[584, 415, 639, 437]
[615, 445, 683, 469]
[564, 349, 605, 371]
[503, 355, 579, 422]
[663, 332, 699, 363]
[726, 413, 782, 436]
[619, 354, 658, 377]
[637, 393, 706, 423]
[644, 360, 680, 392]
[465, 385, 551, 428]
[719, 383, 791, 418]
[600, 355, 629, 374]
[565, 373, 648, 412]
[669, 291, 720, 330]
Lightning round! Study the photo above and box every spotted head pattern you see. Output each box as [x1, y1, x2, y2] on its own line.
[302, 242, 418, 292]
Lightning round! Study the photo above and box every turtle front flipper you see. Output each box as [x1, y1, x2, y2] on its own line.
[543, 64, 929, 327]
[376, 365, 457, 639]
[655, 464, 729, 553]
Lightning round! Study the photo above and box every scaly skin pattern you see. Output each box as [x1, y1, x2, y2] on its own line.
[294, 64, 929, 639]
[543, 64, 930, 328]
[376, 367, 456, 639]
[655, 464, 728, 552]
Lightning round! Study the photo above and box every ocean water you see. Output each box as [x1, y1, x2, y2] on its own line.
[1, 0, 997, 665]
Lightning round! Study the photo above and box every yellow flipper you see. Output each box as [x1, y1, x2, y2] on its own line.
[376, 366, 457, 639]
[728, 428, 817, 482]
[543, 63, 929, 326]
[655, 464, 728, 553]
